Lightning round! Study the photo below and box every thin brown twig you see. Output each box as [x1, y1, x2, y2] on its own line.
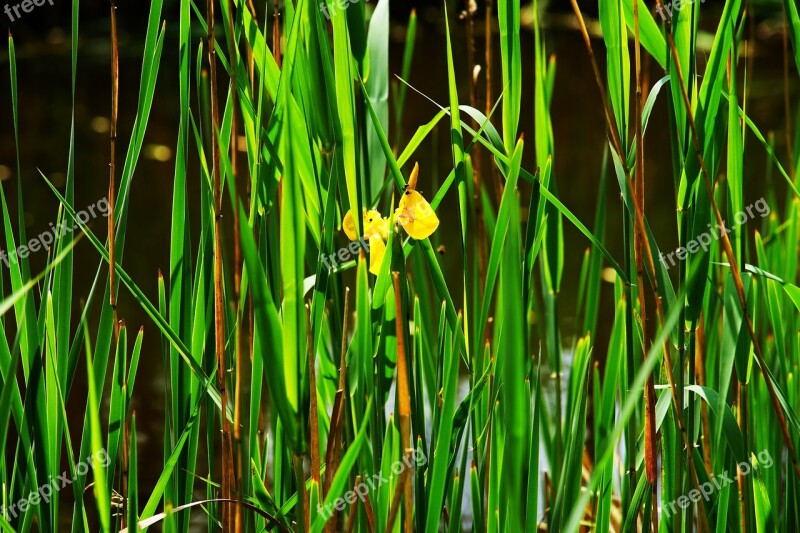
[392, 272, 413, 533]
[109, 2, 127, 526]
[695, 315, 712, 473]
[109, 1, 119, 338]
[632, 1, 659, 530]
[207, 0, 235, 529]
[465, 0, 480, 192]
[363, 491, 376, 531]
[220, 1, 244, 529]
[385, 466, 413, 533]
[343, 475, 374, 532]
[273, 2, 282, 69]
[323, 288, 350, 532]
[485, 0, 503, 204]
[306, 305, 321, 488]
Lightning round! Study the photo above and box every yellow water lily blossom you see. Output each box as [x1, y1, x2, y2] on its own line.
[395, 162, 439, 240]
[342, 208, 389, 275]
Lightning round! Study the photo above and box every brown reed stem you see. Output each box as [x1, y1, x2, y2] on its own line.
[385, 465, 413, 533]
[220, 0, 244, 529]
[324, 288, 350, 532]
[207, 0, 235, 530]
[632, 2, 658, 530]
[109, 1, 119, 337]
[392, 272, 413, 533]
[695, 315, 712, 473]
[485, 0, 503, 203]
[109, 2, 127, 526]
[306, 304, 321, 487]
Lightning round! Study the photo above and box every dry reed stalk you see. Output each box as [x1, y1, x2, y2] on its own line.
[631, 2, 658, 530]
[109, 3, 128, 526]
[695, 315, 712, 473]
[306, 305, 321, 484]
[220, 1, 244, 529]
[324, 288, 350, 532]
[207, 0, 235, 529]
[392, 272, 413, 533]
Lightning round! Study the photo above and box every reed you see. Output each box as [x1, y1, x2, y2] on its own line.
[0, 0, 799, 531]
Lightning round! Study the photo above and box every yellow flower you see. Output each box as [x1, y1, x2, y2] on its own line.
[365, 235, 386, 275]
[394, 162, 439, 240]
[342, 208, 388, 275]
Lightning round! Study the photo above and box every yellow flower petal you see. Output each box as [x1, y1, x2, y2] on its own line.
[342, 209, 358, 241]
[368, 234, 386, 275]
[407, 162, 419, 191]
[363, 209, 387, 239]
[344, 208, 389, 242]
[395, 190, 439, 240]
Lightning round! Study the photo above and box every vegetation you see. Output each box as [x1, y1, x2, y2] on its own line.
[1, 0, 800, 531]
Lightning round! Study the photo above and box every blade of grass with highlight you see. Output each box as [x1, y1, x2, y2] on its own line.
[497, 139, 527, 530]
[83, 320, 110, 532]
[497, 0, 521, 153]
